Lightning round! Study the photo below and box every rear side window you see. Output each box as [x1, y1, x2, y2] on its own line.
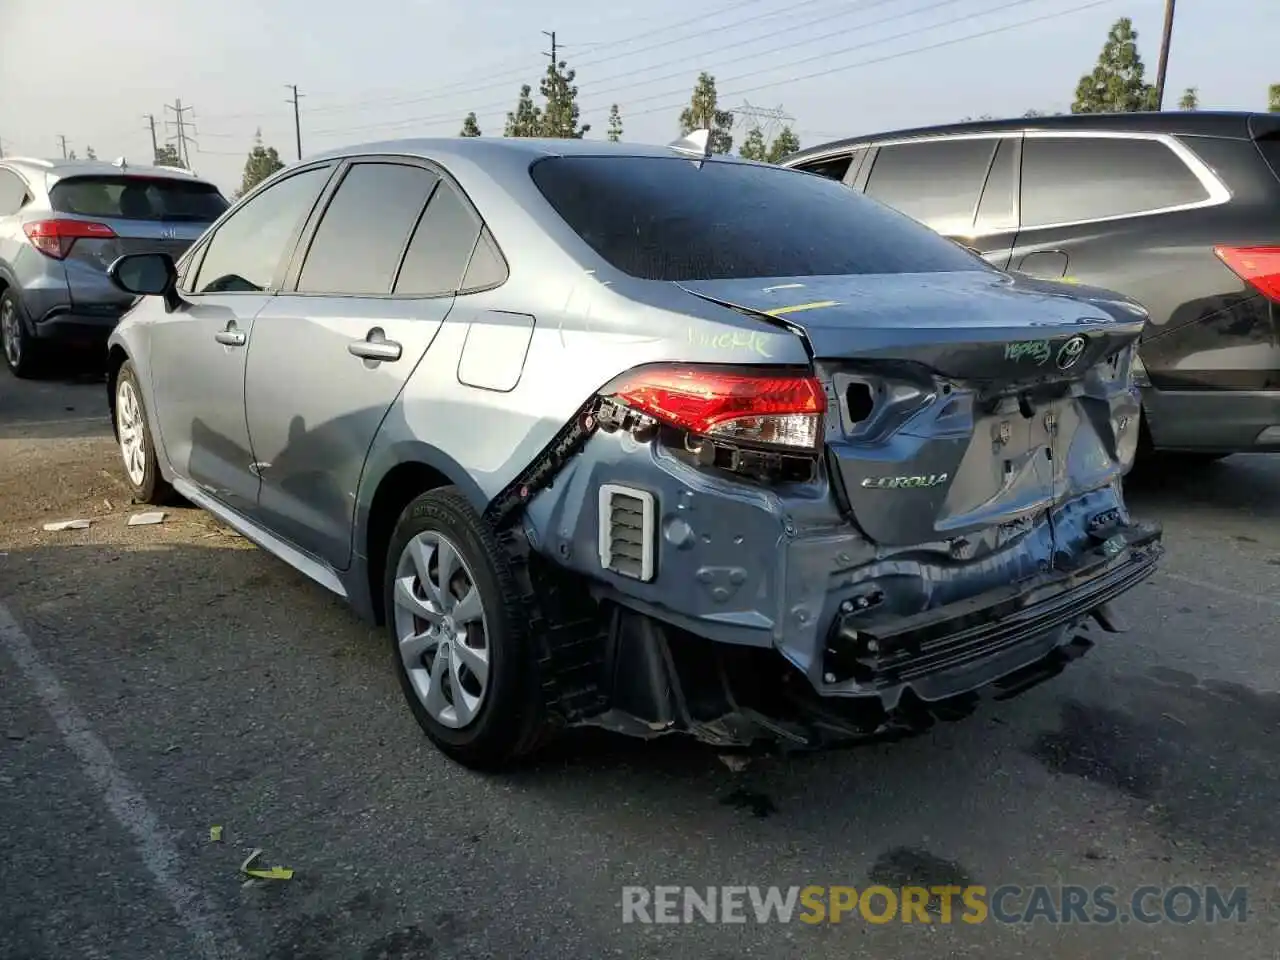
[1020, 137, 1210, 227]
[863, 138, 998, 230]
[50, 176, 228, 222]
[529, 156, 985, 281]
[297, 162, 439, 295]
[0, 169, 29, 215]
[393, 181, 484, 296]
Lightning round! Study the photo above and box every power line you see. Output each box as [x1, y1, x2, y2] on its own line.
[57, 135, 68, 159]
[625, 0, 1123, 121]
[306, 0, 947, 137]
[308, 0, 996, 137]
[144, 114, 159, 161]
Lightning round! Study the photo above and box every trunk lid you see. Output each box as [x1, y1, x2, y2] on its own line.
[678, 271, 1146, 548]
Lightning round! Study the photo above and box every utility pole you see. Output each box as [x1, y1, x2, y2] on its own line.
[144, 114, 159, 161]
[57, 134, 68, 159]
[164, 98, 197, 167]
[1153, 0, 1176, 111]
[285, 84, 304, 161]
[541, 30, 556, 68]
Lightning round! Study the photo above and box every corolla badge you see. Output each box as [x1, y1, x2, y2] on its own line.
[1056, 334, 1088, 370]
[861, 473, 950, 490]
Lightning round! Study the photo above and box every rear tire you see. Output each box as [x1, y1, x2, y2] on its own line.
[384, 487, 550, 770]
[114, 360, 174, 505]
[1, 288, 42, 379]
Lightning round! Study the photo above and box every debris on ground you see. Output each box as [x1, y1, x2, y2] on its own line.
[718, 753, 751, 773]
[210, 826, 223, 842]
[128, 511, 166, 526]
[42, 519, 91, 531]
[240, 848, 294, 881]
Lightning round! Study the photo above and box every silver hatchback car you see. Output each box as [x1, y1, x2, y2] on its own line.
[0, 157, 227, 377]
[104, 135, 1163, 769]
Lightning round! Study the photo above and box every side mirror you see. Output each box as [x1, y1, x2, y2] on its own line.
[108, 253, 184, 311]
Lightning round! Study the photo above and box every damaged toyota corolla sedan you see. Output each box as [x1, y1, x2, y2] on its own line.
[104, 132, 1163, 769]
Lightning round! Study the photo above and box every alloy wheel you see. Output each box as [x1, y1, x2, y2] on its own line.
[392, 531, 491, 729]
[116, 379, 147, 487]
[1, 299, 20, 369]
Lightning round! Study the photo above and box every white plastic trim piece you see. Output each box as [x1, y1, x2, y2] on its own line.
[598, 483, 656, 582]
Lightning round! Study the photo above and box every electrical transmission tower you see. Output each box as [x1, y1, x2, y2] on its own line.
[733, 101, 795, 142]
[163, 99, 198, 167]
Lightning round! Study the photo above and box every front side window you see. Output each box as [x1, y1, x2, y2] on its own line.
[863, 138, 998, 231]
[0, 169, 29, 215]
[1020, 136, 1211, 228]
[529, 155, 986, 281]
[192, 166, 331, 294]
[296, 162, 439, 295]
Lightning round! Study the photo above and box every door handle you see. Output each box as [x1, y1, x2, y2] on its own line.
[348, 330, 402, 363]
[214, 327, 246, 347]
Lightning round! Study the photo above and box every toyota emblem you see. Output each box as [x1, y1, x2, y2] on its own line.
[1056, 335, 1088, 370]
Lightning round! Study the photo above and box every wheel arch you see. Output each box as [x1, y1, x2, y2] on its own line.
[358, 442, 489, 626]
[105, 345, 131, 440]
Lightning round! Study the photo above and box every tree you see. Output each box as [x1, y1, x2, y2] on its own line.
[1179, 87, 1199, 111]
[67, 149, 77, 160]
[85, 145, 97, 160]
[539, 58, 589, 138]
[504, 85, 542, 138]
[678, 72, 734, 155]
[738, 125, 767, 161]
[1071, 17, 1158, 114]
[1270, 84, 1280, 113]
[765, 126, 800, 164]
[239, 129, 284, 197]
[607, 104, 623, 143]
[460, 112, 482, 137]
[154, 143, 185, 168]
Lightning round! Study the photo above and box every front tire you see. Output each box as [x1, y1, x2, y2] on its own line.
[384, 487, 550, 769]
[1, 288, 41, 379]
[114, 360, 173, 505]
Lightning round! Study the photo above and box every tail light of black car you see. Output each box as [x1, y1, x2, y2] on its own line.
[1214, 246, 1280, 303]
[23, 219, 118, 260]
[598, 363, 826, 483]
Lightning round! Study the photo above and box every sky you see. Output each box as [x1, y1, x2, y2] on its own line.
[1, 0, 1275, 195]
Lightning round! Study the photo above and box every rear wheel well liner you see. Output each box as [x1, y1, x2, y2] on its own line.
[363, 460, 462, 625]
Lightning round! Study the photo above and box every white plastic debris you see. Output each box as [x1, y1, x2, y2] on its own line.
[42, 519, 92, 531]
[128, 511, 166, 526]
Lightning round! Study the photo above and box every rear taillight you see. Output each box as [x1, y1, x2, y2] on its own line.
[1214, 246, 1280, 302]
[22, 219, 117, 260]
[604, 364, 826, 449]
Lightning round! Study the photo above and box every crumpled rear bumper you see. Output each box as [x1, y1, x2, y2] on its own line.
[822, 519, 1163, 705]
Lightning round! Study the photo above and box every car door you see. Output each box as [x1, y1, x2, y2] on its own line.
[860, 135, 1018, 268]
[244, 158, 486, 569]
[147, 163, 334, 513]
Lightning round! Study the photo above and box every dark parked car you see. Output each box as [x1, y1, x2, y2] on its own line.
[783, 111, 1280, 461]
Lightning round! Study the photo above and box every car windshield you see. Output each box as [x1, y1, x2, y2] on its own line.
[49, 176, 229, 222]
[528, 155, 989, 281]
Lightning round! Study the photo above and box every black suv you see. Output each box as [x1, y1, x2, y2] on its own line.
[783, 112, 1280, 461]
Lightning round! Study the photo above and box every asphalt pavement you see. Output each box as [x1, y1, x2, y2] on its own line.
[2, 366, 1278, 959]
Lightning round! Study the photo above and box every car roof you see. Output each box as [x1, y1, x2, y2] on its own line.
[784, 110, 1277, 164]
[303, 135, 760, 167]
[0, 156, 215, 187]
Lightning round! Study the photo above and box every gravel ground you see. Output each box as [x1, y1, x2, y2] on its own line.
[2, 367, 1278, 959]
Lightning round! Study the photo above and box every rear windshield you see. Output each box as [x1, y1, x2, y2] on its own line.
[528, 155, 987, 281]
[50, 176, 229, 222]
